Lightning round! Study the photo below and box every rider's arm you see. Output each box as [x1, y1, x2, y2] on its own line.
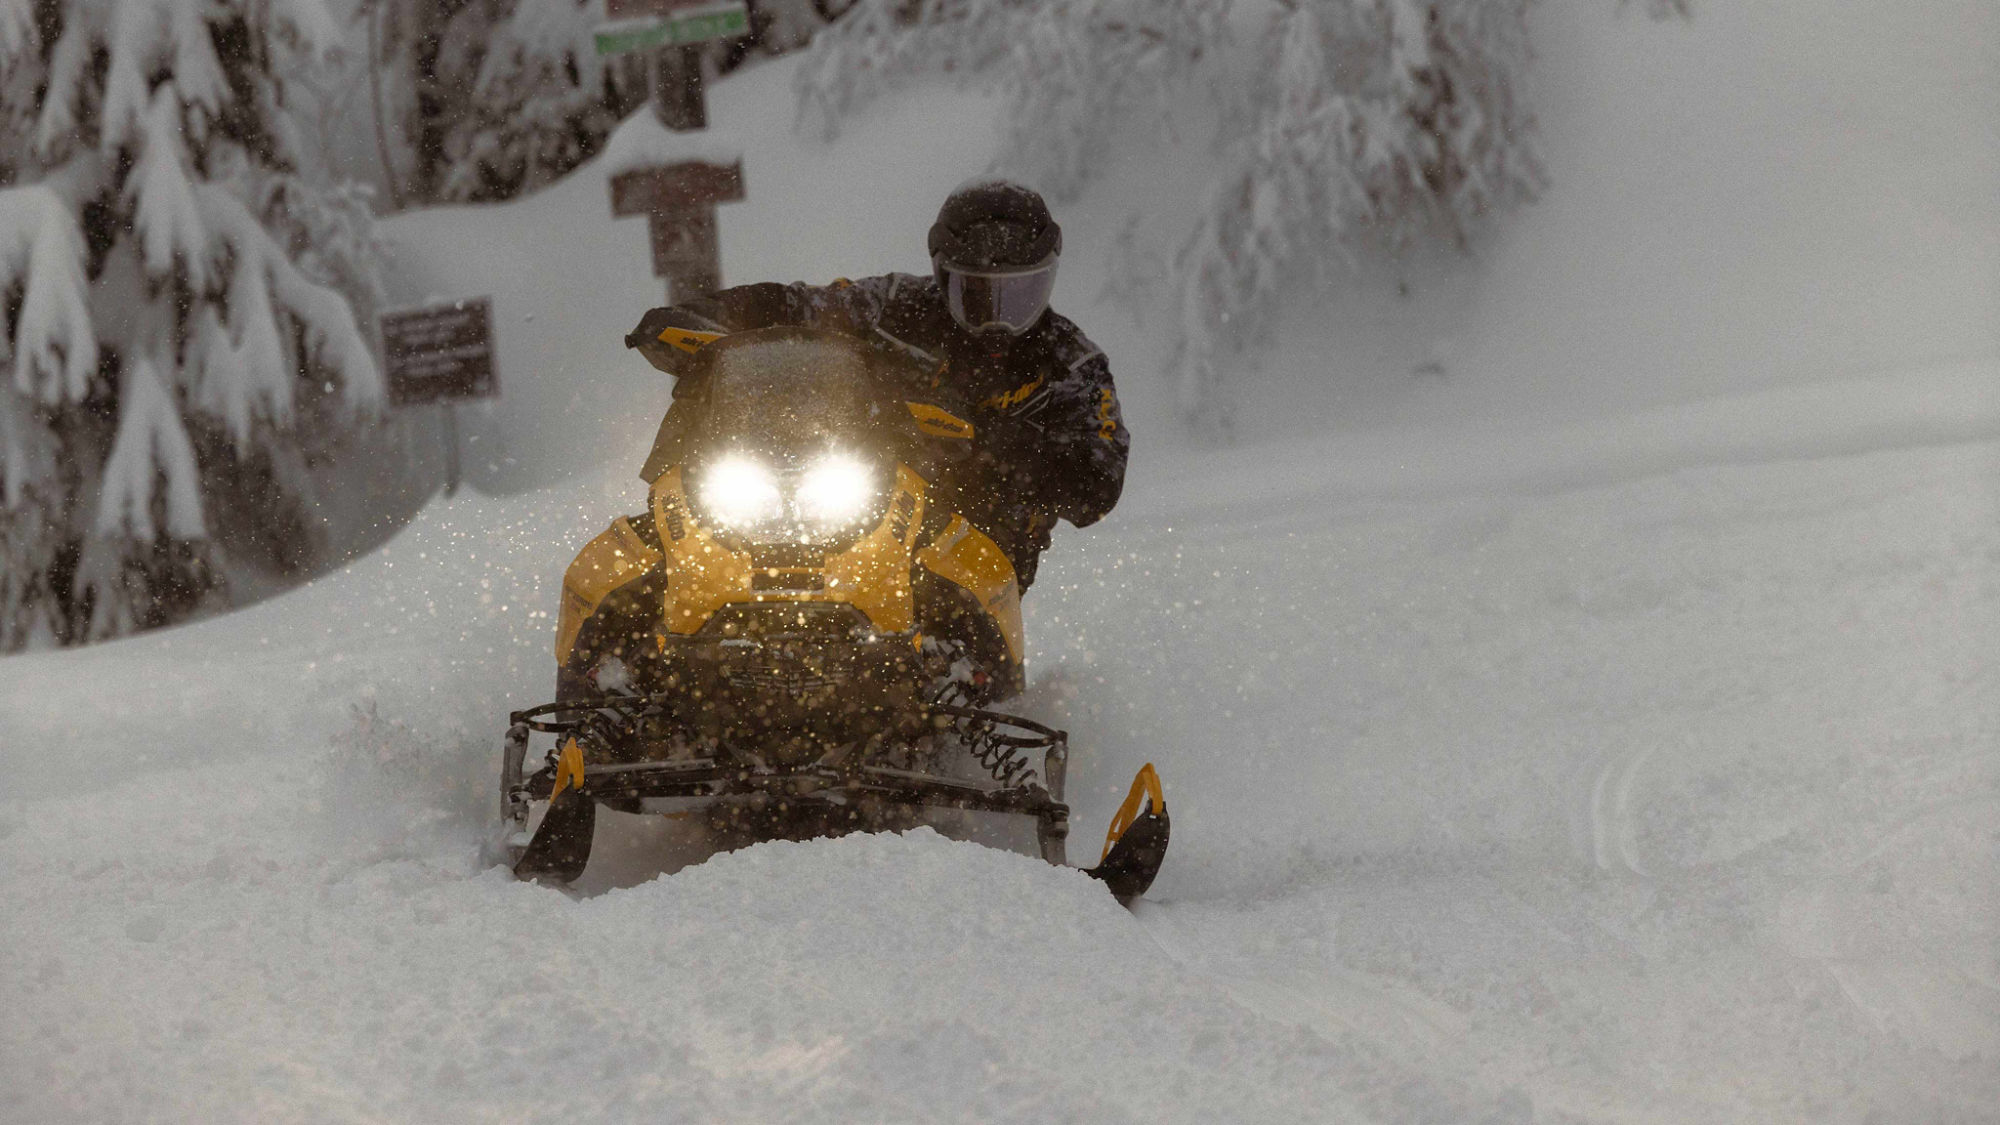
[679, 282, 828, 331]
[627, 286, 783, 376]
[627, 280, 893, 375]
[1017, 333, 1129, 529]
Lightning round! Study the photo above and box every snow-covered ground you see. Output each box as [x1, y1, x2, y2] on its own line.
[6, 374, 1996, 1123]
[6, 6, 1999, 1122]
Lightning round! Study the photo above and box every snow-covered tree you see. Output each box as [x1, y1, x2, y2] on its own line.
[0, 0, 384, 649]
[362, 0, 823, 205]
[436, 1, 640, 201]
[797, 0, 1682, 427]
[796, 0, 1222, 201]
[355, 0, 646, 204]
[1168, 0, 1543, 425]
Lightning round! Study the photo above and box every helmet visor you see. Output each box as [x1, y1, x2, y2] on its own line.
[937, 256, 1058, 335]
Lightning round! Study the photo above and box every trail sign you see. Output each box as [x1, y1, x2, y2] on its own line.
[381, 297, 497, 407]
[609, 161, 744, 216]
[595, 1, 749, 56]
[607, 0, 720, 17]
[611, 162, 745, 303]
[600, 0, 747, 305]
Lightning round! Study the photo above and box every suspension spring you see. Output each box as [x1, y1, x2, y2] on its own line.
[958, 719, 1041, 790]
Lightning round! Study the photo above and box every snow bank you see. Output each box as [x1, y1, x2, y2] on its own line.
[5, 392, 1996, 1121]
[1, 788, 1526, 1123]
[1129, 358, 2000, 519]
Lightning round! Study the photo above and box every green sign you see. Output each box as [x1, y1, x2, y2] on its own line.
[595, 4, 750, 56]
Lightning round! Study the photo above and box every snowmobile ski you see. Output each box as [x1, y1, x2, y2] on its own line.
[511, 736, 595, 883]
[1082, 764, 1170, 900]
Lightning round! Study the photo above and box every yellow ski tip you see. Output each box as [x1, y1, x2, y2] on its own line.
[1099, 762, 1165, 864]
[552, 736, 587, 799]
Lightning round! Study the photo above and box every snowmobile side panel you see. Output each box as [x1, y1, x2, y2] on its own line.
[556, 518, 665, 665]
[905, 402, 975, 440]
[914, 515, 1025, 665]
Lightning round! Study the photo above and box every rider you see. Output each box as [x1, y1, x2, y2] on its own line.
[627, 179, 1128, 591]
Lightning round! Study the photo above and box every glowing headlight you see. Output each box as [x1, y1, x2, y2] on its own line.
[796, 453, 876, 528]
[695, 456, 782, 529]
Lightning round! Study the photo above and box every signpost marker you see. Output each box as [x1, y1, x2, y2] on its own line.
[609, 162, 745, 303]
[598, 0, 748, 304]
[381, 297, 499, 497]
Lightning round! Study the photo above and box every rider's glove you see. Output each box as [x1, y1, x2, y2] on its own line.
[626, 306, 726, 376]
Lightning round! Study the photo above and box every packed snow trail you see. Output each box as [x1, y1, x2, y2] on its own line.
[1037, 435, 2000, 1122]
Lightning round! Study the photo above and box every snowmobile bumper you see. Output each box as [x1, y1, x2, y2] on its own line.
[501, 701, 1168, 899]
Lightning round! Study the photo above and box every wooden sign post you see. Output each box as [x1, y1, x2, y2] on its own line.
[609, 161, 745, 303]
[598, 0, 750, 304]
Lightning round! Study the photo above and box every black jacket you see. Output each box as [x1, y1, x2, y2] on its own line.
[630, 273, 1128, 586]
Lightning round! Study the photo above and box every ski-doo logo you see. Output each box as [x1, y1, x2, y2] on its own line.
[983, 372, 1045, 411]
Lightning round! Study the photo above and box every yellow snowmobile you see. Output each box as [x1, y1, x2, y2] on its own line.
[499, 325, 1168, 897]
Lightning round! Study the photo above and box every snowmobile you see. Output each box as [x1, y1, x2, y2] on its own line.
[498, 325, 1168, 898]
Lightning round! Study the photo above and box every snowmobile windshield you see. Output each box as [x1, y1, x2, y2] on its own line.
[680, 328, 917, 544]
[693, 328, 886, 460]
[937, 255, 1057, 335]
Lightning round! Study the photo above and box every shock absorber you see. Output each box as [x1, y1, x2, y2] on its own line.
[953, 713, 1042, 789]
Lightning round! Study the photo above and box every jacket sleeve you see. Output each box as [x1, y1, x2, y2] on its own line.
[1037, 346, 1127, 527]
[627, 279, 895, 375]
[970, 338, 1127, 531]
[627, 284, 795, 376]
[681, 281, 831, 331]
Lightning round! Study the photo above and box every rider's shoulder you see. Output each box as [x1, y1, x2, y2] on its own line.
[820, 271, 930, 292]
[860, 271, 937, 303]
[1034, 309, 1108, 373]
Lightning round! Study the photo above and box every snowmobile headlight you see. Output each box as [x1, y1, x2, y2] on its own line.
[796, 452, 878, 530]
[695, 455, 783, 530]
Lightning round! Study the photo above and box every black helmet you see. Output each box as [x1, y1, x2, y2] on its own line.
[928, 180, 1061, 335]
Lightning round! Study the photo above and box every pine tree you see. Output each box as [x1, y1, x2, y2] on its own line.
[356, 0, 642, 205]
[437, 0, 646, 202]
[796, 0, 1681, 427]
[0, 0, 383, 649]
[362, 0, 819, 206]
